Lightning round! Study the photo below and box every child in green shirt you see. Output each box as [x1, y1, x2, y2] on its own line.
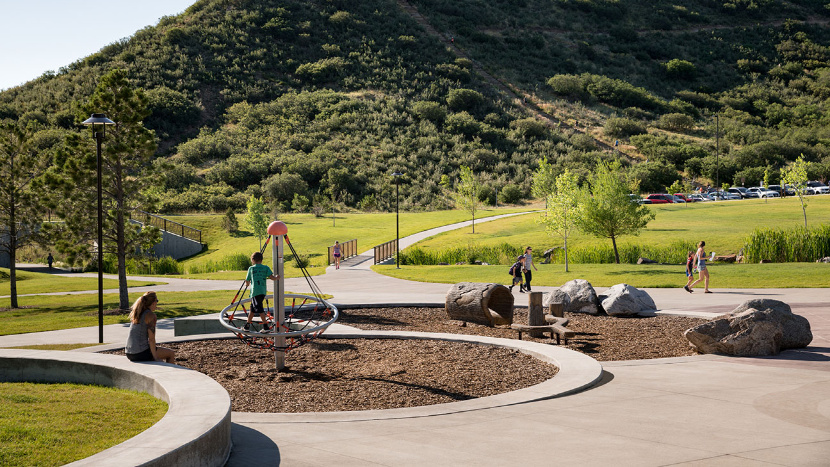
[244, 251, 277, 332]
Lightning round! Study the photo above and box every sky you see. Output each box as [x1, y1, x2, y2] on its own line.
[0, 0, 197, 91]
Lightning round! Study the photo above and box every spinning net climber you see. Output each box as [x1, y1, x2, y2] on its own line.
[218, 221, 339, 370]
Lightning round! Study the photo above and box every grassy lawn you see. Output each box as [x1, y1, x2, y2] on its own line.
[405, 197, 830, 258]
[0, 290, 233, 336]
[165, 207, 528, 276]
[0, 289, 332, 336]
[373, 262, 830, 288]
[0, 382, 167, 467]
[0, 269, 161, 296]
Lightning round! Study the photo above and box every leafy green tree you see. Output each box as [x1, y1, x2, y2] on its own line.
[781, 156, 810, 227]
[0, 122, 50, 308]
[245, 195, 268, 248]
[577, 161, 656, 263]
[532, 157, 557, 204]
[536, 169, 582, 272]
[44, 69, 160, 310]
[453, 166, 481, 233]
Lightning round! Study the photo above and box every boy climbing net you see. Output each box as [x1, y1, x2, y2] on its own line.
[244, 251, 277, 332]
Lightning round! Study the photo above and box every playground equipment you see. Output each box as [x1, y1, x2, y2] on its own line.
[219, 221, 339, 370]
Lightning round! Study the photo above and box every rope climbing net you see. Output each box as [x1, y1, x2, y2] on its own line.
[218, 232, 339, 352]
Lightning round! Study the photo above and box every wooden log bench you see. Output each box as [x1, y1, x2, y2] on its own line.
[511, 320, 575, 345]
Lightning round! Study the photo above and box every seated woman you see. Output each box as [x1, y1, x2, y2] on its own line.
[125, 291, 175, 363]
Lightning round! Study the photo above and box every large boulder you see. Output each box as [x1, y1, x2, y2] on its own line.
[684, 299, 812, 356]
[559, 279, 599, 315]
[542, 288, 571, 309]
[601, 284, 657, 317]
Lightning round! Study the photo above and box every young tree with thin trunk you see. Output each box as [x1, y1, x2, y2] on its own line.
[536, 169, 582, 272]
[781, 155, 810, 228]
[577, 161, 655, 264]
[44, 69, 160, 311]
[531, 157, 557, 207]
[453, 165, 481, 233]
[246, 195, 268, 248]
[0, 123, 51, 308]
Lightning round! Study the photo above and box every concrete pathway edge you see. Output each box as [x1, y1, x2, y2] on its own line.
[0, 349, 231, 467]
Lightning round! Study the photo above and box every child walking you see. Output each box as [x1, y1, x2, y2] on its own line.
[244, 251, 277, 332]
[683, 250, 695, 293]
[509, 255, 525, 293]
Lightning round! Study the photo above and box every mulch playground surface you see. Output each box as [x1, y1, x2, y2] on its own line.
[108, 307, 706, 413]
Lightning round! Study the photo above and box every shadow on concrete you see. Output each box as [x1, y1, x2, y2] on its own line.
[227, 423, 280, 466]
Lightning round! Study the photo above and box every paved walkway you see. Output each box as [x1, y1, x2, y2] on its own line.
[2, 212, 830, 465]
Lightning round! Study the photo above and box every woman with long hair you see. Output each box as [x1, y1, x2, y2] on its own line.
[689, 241, 712, 293]
[125, 291, 175, 363]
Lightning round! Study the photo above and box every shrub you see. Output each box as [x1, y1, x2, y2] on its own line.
[498, 184, 523, 204]
[658, 113, 695, 132]
[664, 59, 696, 79]
[446, 88, 484, 110]
[222, 207, 238, 233]
[152, 256, 183, 275]
[604, 117, 648, 138]
[411, 101, 447, 123]
[743, 225, 830, 263]
[509, 118, 547, 138]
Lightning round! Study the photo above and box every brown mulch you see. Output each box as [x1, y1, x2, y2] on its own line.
[105, 307, 706, 413]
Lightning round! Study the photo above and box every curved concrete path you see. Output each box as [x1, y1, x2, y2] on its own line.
[2, 211, 830, 465]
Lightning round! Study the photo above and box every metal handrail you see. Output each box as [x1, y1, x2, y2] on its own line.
[373, 239, 397, 265]
[327, 238, 357, 265]
[131, 210, 202, 244]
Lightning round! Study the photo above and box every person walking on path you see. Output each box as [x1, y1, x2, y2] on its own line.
[522, 246, 538, 292]
[244, 251, 277, 332]
[332, 241, 341, 270]
[46, 253, 53, 269]
[683, 250, 695, 293]
[508, 255, 525, 293]
[689, 241, 712, 293]
[125, 291, 175, 363]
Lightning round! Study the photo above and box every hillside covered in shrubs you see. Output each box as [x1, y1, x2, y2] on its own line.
[2, 0, 830, 213]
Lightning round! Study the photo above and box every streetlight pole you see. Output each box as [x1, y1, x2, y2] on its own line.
[82, 113, 115, 344]
[392, 172, 403, 269]
[715, 112, 720, 198]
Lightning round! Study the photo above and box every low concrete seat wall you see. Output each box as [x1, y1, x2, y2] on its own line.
[0, 350, 231, 467]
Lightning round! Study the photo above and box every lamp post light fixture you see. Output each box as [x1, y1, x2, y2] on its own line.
[392, 171, 403, 269]
[82, 113, 116, 344]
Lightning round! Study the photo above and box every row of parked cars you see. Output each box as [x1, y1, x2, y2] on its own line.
[636, 181, 830, 204]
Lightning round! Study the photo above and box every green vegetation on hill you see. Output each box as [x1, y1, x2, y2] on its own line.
[1, 0, 830, 220]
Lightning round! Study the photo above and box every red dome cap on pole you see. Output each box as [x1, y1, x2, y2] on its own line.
[267, 221, 288, 236]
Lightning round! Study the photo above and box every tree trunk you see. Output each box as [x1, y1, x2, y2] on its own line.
[528, 292, 544, 337]
[445, 282, 513, 326]
[116, 207, 129, 311]
[611, 235, 620, 264]
[564, 237, 569, 272]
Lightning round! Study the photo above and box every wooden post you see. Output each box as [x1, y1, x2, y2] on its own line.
[548, 303, 564, 318]
[528, 292, 544, 337]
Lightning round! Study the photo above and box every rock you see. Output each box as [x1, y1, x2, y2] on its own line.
[559, 279, 599, 315]
[817, 257, 830, 263]
[542, 288, 571, 309]
[712, 255, 736, 263]
[601, 284, 657, 317]
[637, 257, 657, 264]
[759, 259, 772, 263]
[684, 299, 812, 356]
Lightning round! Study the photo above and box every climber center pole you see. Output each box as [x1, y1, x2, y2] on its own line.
[268, 220, 288, 370]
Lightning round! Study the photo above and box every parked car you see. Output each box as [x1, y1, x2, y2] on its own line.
[766, 184, 788, 197]
[728, 187, 757, 199]
[748, 186, 780, 198]
[646, 194, 674, 204]
[629, 194, 651, 204]
[712, 191, 741, 200]
[689, 194, 712, 202]
[673, 193, 698, 203]
[785, 183, 813, 195]
[807, 181, 830, 194]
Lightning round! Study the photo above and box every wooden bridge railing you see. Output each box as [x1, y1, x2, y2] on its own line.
[373, 239, 398, 265]
[327, 238, 358, 265]
[131, 210, 202, 244]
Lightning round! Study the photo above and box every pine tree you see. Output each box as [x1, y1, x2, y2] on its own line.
[0, 122, 51, 308]
[43, 69, 160, 310]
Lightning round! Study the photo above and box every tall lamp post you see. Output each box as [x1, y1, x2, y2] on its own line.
[392, 172, 403, 269]
[715, 112, 720, 198]
[82, 113, 116, 343]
